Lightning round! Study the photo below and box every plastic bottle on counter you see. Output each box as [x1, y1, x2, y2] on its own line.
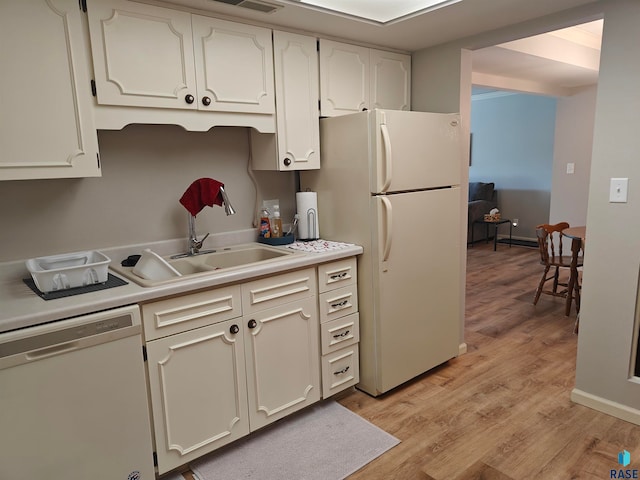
[271, 206, 283, 238]
[259, 208, 271, 238]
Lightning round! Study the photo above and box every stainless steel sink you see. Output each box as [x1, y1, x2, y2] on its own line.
[111, 243, 298, 287]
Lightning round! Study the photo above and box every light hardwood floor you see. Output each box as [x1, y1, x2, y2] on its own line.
[339, 242, 639, 479]
[176, 242, 638, 479]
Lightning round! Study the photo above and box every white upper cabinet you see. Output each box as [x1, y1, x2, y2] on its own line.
[192, 16, 274, 114]
[87, 1, 197, 110]
[251, 31, 320, 170]
[370, 48, 411, 111]
[0, 0, 100, 180]
[87, 0, 275, 128]
[319, 40, 370, 117]
[319, 39, 411, 117]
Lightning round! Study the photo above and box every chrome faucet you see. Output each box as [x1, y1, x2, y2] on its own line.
[187, 214, 210, 256]
[174, 185, 236, 258]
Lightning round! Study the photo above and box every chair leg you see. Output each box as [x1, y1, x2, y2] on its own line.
[533, 266, 550, 305]
[575, 275, 581, 314]
[552, 266, 560, 294]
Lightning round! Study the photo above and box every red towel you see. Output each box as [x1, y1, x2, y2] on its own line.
[179, 178, 224, 216]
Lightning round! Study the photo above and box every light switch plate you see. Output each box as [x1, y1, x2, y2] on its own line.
[566, 163, 575, 174]
[609, 178, 629, 203]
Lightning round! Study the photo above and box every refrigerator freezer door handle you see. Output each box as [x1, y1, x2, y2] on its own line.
[380, 123, 392, 192]
[380, 196, 393, 266]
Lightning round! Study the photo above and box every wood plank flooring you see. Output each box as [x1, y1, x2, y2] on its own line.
[338, 242, 639, 479]
[172, 243, 639, 479]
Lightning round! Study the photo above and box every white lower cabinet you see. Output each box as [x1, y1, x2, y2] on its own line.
[317, 258, 360, 398]
[142, 260, 358, 473]
[244, 296, 320, 430]
[146, 318, 249, 474]
[143, 267, 321, 474]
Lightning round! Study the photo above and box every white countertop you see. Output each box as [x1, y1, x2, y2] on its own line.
[0, 235, 362, 334]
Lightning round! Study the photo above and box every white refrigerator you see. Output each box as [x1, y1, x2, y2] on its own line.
[300, 109, 462, 396]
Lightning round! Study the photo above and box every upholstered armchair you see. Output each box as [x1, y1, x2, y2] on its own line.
[468, 182, 498, 243]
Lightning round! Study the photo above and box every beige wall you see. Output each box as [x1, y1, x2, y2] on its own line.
[0, 125, 296, 262]
[572, 0, 640, 423]
[411, 45, 471, 352]
[550, 86, 597, 229]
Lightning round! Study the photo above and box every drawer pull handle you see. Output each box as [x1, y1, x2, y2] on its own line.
[248, 319, 257, 329]
[330, 272, 348, 280]
[331, 300, 349, 309]
[334, 366, 350, 375]
[333, 330, 350, 339]
[230, 324, 239, 334]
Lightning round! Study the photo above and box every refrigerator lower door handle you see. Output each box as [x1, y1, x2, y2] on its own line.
[380, 123, 392, 192]
[380, 196, 393, 265]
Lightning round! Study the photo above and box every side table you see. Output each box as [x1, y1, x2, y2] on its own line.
[471, 218, 512, 251]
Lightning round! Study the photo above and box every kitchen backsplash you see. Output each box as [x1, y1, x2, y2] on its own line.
[0, 125, 296, 262]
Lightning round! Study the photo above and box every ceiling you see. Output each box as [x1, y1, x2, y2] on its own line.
[147, 0, 603, 96]
[472, 19, 602, 97]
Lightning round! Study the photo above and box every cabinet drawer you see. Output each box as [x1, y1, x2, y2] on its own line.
[242, 268, 316, 315]
[141, 285, 242, 341]
[322, 344, 360, 398]
[321, 313, 359, 355]
[318, 284, 358, 324]
[318, 257, 357, 293]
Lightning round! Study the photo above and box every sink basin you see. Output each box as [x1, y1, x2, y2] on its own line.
[111, 243, 298, 287]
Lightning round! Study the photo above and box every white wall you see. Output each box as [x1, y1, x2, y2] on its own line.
[0, 125, 296, 262]
[549, 85, 597, 228]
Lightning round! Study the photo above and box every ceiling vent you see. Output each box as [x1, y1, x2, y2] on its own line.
[210, 0, 283, 14]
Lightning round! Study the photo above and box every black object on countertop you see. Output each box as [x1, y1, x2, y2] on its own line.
[121, 254, 141, 267]
[23, 273, 128, 300]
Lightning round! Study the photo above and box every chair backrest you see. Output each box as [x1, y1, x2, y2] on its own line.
[536, 222, 570, 264]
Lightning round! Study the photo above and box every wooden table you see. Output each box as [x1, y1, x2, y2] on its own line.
[562, 226, 585, 318]
[471, 218, 512, 251]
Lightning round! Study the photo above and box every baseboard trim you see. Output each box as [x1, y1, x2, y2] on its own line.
[571, 388, 640, 425]
[458, 343, 468, 355]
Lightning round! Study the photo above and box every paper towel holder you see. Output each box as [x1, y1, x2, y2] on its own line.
[305, 208, 317, 240]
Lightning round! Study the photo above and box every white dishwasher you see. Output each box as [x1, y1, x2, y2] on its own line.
[0, 305, 155, 480]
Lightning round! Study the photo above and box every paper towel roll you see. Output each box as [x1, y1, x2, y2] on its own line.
[296, 191, 320, 240]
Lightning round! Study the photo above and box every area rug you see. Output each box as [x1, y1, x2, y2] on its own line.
[190, 400, 400, 480]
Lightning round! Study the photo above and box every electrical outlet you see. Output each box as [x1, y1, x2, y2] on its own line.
[609, 178, 629, 203]
[566, 163, 575, 174]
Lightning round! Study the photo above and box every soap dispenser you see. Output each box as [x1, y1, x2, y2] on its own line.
[259, 208, 271, 238]
[272, 206, 283, 238]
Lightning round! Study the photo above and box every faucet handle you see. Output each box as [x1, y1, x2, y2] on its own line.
[194, 232, 210, 249]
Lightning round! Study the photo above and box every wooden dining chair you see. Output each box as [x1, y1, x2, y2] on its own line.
[566, 235, 584, 331]
[533, 222, 582, 306]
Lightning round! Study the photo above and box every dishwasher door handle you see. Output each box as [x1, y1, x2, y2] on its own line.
[26, 341, 81, 361]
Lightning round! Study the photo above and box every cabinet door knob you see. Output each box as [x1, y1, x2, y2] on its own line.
[230, 324, 239, 334]
[185, 94, 195, 104]
[248, 319, 257, 329]
[283, 158, 292, 167]
[202, 96, 211, 106]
